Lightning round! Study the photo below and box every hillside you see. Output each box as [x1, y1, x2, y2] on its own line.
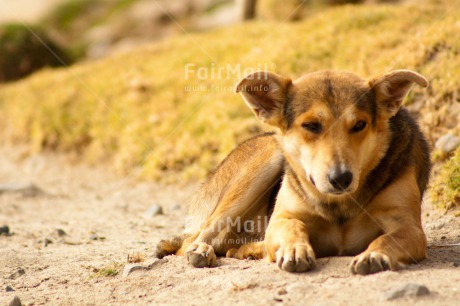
[0, 0, 459, 207]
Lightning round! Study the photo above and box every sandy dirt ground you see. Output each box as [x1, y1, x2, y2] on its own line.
[0, 146, 459, 306]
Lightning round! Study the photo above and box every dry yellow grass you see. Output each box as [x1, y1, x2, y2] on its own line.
[431, 147, 460, 211]
[0, 0, 459, 207]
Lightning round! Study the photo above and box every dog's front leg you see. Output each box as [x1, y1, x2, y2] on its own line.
[350, 222, 426, 275]
[176, 227, 219, 268]
[350, 168, 427, 275]
[265, 213, 316, 273]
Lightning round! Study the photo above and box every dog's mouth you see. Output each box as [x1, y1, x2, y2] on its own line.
[308, 172, 355, 196]
[326, 190, 349, 196]
[310, 177, 351, 196]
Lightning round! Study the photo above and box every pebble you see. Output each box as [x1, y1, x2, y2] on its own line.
[9, 296, 22, 306]
[122, 258, 166, 277]
[285, 282, 307, 295]
[8, 268, 25, 280]
[144, 205, 164, 218]
[425, 220, 446, 231]
[122, 264, 146, 277]
[44, 238, 53, 247]
[55, 229, 67, 237]
[6, 285, 14, 292]
[0, 225, 10, 235]
[435, 133, 460, 155]
[384, 283, 430, 300]
[89, 234, 106, 241]
[277, 288, 287, 295]
[0, 183, 44, 197]
[172, 204, 181, 211]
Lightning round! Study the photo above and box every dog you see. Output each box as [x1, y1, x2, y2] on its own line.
[156, 69, 430, 274]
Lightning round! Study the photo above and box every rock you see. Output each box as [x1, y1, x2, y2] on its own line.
[44, 238, 53, 247]
[144, 205, 164, 218]
[89, 234, 106, 241]
[425, 220, 446, 231]
[122, 264, 145, 277]
[146, 258, 167, 269]
[172, 204, 181, 210]
[8, 296, 22, 306]
[0, 225, 9, 235]
[277, 288, 287, 295]
[384, 283, 430, 300]
[55, 229, 67, 237]
[435, 133, 460, 155]
[286, 282, 304, 293]
[0, 183, 44, 197]
[122, 258, 166, 277]
[8, 268, 25, 280]
[5, 285, 14, 292]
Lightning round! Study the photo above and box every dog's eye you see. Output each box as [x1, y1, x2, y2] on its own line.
[302, 122, 322, 134]
[351, 120, 367, 133]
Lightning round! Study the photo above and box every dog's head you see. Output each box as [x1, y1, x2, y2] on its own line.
[236, 70, 427, 197]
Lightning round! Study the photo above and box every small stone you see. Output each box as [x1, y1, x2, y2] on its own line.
[277, 288, 287, 295]
[435, 133, 460, 155]
[44, 238, 53, 247]
[286, 282, 304, 293]
[9, 296, 22, 306]
[122, 258, 166, 277]
[122, 264, 146, 277]
[0, 183, 44, 197]
[145, 258, 167, 269]
[144, 205, 164, 218]
[425, 221, 446, 230]
[89, 234, 105, 241]
[55, 229, 67, 237]
[172, 204, 181, 210]
[384, 283, 430, 300]
[8, 268, 25, 280]
[0, 225, 9, 235]
[6, 285, 14, 292]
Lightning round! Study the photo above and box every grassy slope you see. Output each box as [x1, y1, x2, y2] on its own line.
[0, 0, 459, 206]
[431, 147, 460, 212]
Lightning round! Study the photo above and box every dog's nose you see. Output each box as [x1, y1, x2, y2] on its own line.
[328, 169, 353, 191]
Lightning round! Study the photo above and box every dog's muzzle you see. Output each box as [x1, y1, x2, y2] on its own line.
[327, 168, 353, 192]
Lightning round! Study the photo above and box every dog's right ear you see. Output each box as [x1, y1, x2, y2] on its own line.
[235, 71, 292, 129]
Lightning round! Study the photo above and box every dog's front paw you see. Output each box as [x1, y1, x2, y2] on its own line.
[276, 243, 316, 273]
[350, 251, 394, 275]
[185, 242, 217, 268]
[226, 248, 256, 260]
[226, 242, 265, 260]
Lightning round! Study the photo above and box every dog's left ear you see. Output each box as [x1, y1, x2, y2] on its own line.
[369, 69, 428, 117]
[235, 71, 292, 129]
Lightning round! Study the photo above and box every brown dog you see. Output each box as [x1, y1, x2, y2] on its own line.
[156, 69, 430, 274]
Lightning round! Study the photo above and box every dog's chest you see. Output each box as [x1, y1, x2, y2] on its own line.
[309, 211, 383, 257]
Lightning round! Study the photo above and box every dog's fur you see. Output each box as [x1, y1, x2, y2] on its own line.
[156, 69, 430, 274]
